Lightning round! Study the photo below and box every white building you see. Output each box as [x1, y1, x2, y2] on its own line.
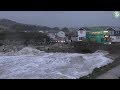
[105, 27, 120, 43]
[55, 31, 66, 42]
[105, 27, 120, 36]
[110, 36, 120, 43]
[57, 31, 66, 38]
[78, 28, 86, 41]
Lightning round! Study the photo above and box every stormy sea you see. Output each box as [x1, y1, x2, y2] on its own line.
[0, 47, 113, 79]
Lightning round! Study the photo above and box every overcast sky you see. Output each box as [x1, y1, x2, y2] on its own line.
[0, 11, 119, 27]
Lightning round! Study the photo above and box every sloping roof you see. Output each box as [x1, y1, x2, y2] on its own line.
[77, 26, 120, 32]
[81, 26, 120, 32]
[106, 26, 120, 31]
[78, 27, 90, 31]
[78, 26, 109, 31]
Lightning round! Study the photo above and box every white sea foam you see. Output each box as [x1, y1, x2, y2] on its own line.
[0, 47, 113, 79]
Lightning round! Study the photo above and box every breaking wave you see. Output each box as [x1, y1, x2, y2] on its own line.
[0, 47, 113, 79]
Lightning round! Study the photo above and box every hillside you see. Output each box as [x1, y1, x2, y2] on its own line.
[1, 19, 119, 33]
[0, 19, 20, 27]
[0, 19, 61, 32]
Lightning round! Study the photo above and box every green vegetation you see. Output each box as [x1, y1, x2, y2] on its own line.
[0, 19, 70, 33]
[61, 27, 69, 32]
[72, 41, 103, 53]
[0, 31, 51, 46]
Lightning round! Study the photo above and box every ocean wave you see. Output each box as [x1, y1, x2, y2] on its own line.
[0, 47, 113, 79]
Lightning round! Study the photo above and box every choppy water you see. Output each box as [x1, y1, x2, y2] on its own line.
[0, 47, 113, 79]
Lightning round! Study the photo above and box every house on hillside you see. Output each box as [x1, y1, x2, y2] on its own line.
[56, 31, 66, 42]
[77, 28, 87, 41]
[57, 31, 66, 38]
[76, 26, 120, 44]
[105, 27, 120, 36]
[47, 30, 66, 43]
[105, 27, 120, 43]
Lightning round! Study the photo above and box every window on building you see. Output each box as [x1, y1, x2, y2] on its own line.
[79, 37, 84, 40]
